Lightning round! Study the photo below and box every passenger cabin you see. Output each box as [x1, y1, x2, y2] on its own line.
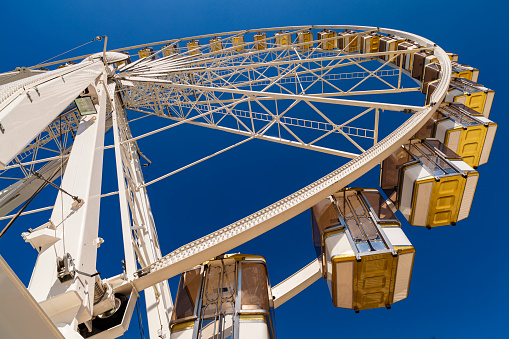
[137, 47, 154, 60]
[416, 103, 497, 168]
[338, 30, 359, 52]
[297, 30, 314, 50]
[378, 35, 405, 62]
[170, 255, 276, 339]
[396, 41, 420, 71]
[114, 52, 131, 68]
[232, 35, 245, 52]
[360, 32, 382, 54]
[425, 78, 494, 117]
[253, 32, 268, 50]
[411, 50, 434, 80]
[318, 29, 338, 50]
[162, 43, 178, 57]
[422, 62, 480, 94]
[311, 188, 415, 312]
[187, 40, 201, 55]
[209, 37, 223, 52]
[380, 139, 479, 228]
[274, 30, 291, 47]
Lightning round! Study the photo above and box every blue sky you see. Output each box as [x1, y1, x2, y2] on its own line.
[1, 0, 508, 338]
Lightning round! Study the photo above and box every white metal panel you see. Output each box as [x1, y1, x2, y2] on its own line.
[458, 175, 479, 221]
[170, 327, 194, 339]
[383, 227, 412, 247]
[392, 252, 414, 303]
[334, 261, 354, 308]
[325, 232, 354, 258]
[445, 130, 461, 153]
[399, 164, 431, 220]
[479, 124, 497, 165]
[483, 91, 494, 118]
[450, 160, 474, 172]
[238, 322, 270, 339]
[0, 255, 64, 339]
[435, 119, 455, 142]
[0, 62, 103, 169]
[412, 181, 433, 226]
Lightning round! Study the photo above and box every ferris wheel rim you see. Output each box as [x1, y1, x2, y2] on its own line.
[118, 26, 452, 288]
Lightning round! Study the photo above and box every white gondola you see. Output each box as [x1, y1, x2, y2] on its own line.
[311, 188, 415, 312]
[425, 78, 495, 117]
[170, 255, 276, 339]
[416, 103, 497, 167]
[380, 138, 479, 228]
[317, 29, 338, 50]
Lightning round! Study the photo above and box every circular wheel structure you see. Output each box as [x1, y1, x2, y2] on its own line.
[0, 25, 459, 339]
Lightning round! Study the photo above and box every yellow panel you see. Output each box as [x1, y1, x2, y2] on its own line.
[171, 321, 194, 332]
[371, 36, 380, 53]
[355, 253, 395, 310]
[426, 175, 465, 227]
[453, 126, 487, 167]
[239, 314, 266, 322]
[455, 93, 486, 114]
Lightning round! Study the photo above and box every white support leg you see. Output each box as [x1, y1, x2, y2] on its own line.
[27, 71, 107, 335]
[111, 89, 172, 339]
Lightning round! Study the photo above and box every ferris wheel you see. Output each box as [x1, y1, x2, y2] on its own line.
[0, 25, 496, 339]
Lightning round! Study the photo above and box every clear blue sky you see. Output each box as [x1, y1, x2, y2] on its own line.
[1, 1, 508, 338]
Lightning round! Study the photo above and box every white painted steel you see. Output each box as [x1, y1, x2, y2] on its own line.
[27, 72, 107, 332]
[0, 61, 103, 169]
[0, 255, 65, 339]
[392, 252, 414, 303]
[271, 259, 322, 308]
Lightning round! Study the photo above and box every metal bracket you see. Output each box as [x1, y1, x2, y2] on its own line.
[57, 253, 76, 283]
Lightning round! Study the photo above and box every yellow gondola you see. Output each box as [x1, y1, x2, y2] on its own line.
[253, 32, 267, 50]
[162, 43, 178, 57]
[422, 61, 480, 94]
[378, 35, 405, 62]
[297, 30, 313, 50]
[380, 138, 479, 228]
[209, 37, 223, 52]
[232, 34, 245, 52]
[186, 40, 201, 56]
[170, 254, 276, 339]
[338, 30, 359, 53]
[311, 188, 415, 312]
[274, 30, 291, 47]
[425, 78, 495, 117]
[317, 29, 338, 50]
[416, 103, 497, 167]
[137, 47, 154, 60]
[360, 32, 383, 54]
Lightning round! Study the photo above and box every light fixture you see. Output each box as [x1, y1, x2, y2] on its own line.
[74, 96, 97, 116]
